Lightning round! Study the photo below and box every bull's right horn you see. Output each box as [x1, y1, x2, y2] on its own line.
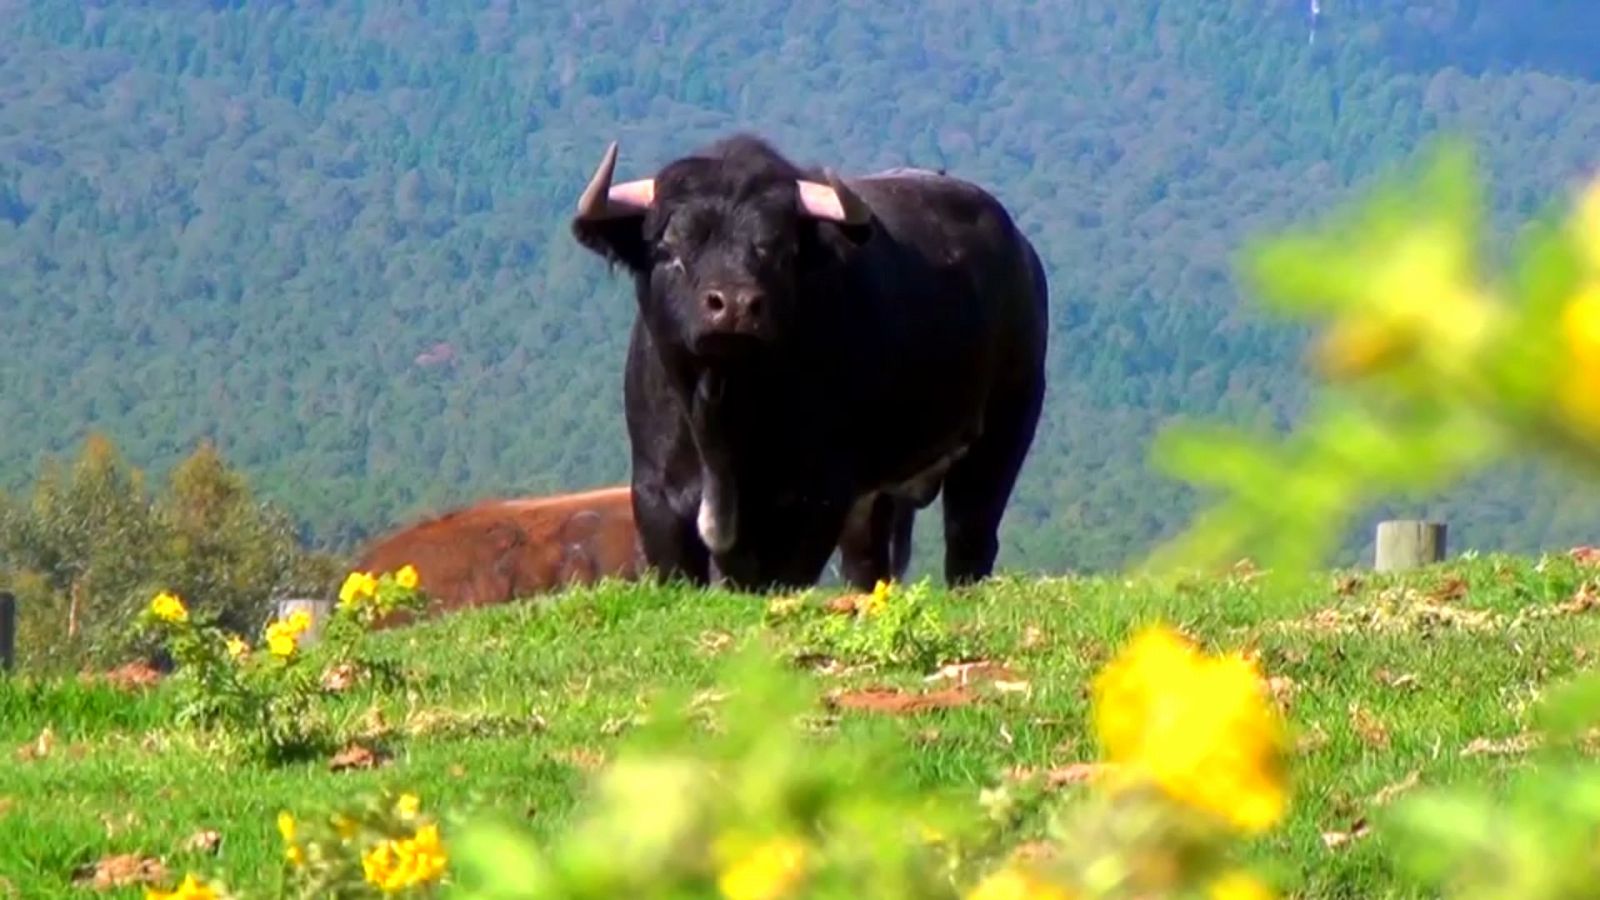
[576, 141, 655, 220]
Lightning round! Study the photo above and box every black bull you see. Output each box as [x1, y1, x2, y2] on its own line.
[571, 134, 1048, 592]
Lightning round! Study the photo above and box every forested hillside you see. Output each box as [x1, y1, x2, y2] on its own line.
[2, 0, 1598, 574]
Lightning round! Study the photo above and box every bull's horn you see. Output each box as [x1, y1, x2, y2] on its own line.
[796, 168, 872, 226]
[576, 141, 655, 219]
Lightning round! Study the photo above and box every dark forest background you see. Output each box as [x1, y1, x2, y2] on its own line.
[3, 0, 1599, 579]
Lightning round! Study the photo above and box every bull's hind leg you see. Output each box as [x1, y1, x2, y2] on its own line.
[939, 375, 1045, 586]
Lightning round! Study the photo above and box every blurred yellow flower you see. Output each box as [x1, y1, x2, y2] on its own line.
[144, 873, 219, 900]
[965, 867, 1075, 900]
[862, 579, 892, 617]
[278, 811, 304, 867]
[395, 792, 421, 821]
[1208, 870, 1276, 900]
[1560, 284, 1600, 438]
[1315, 227, 1496, 380]
[362, 822, 448, 892]
[149, 591, 188, 624]
[1092, 625, 1288, 834]
[394, 564, 420, 590]
[1575, 176, 1600, 270]
[285, 609, 313, 633]
[339, 571, 378, 608]
[224, 634, 249, 661]
[716, 834, 810, 900]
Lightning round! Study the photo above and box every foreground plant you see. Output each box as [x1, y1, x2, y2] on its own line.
[432, 621, 1286, 900]
[1146, 141, 1600, 897]
[1148, 143, 1600, 580]
[277, 789, 450, 898]
[136, 566, 425, 762]
[764, 578, 958, 671]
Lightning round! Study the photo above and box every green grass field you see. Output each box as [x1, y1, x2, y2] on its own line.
[3, 553, 1598, 898]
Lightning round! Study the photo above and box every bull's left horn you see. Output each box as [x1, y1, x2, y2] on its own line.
[576, 141, 655, 219]
[796, 168, 871, 226]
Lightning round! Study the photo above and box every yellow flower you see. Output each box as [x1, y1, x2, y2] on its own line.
[278, 811, 304, 868]
[285, 609, 313, 634]
[394, 564, 420, 590]
[861, 579, 892, 617]
[1208, 870, 1276, 900]
[339, 571, 379, 608]
[394, 792, 421, 821]
[1559, 284, 1600, 437]
[362, 822, 449, 893]
[149, 591, 189, 624]
[264, 609, 314, 658]
[224, 634, 249, 661]
[716, 834, 810, 900]
[145, 872, 219, 900]
[1091, 625, 1289, 834]
[965, 867, 1075, 900]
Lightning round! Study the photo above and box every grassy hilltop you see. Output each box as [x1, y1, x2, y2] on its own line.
[4, 554, 1598, 897]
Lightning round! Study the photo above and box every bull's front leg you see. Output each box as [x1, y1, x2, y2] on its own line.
[630, 476, 711, 587]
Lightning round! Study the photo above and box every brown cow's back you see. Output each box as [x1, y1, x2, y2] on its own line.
[352, 486, 642, 627]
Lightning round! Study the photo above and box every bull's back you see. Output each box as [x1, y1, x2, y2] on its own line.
[838, 170, 1047, 476]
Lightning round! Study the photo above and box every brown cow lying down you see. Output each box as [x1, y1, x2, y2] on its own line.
[351, 485, 644, 627]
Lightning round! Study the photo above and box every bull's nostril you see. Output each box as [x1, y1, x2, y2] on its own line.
[745, 295, 764, 319]
[703, 290, 726, 314]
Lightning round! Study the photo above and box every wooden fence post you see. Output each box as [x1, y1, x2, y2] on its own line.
[1374, 520, 1447, 572]
[0, 592, 14, 673]
[274, 597, 331, 647]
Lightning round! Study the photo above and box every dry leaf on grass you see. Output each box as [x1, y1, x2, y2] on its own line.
[1321, 818, 1370, 850]
[696, 630, 734, 655]
[1375, 669, 1421, 690]
[71, 853, 166, 890]
[1267, 675, 1297, 708]
[1429, 576, 1469, 603]
[1020, 625, 1047, 650]
[1571, 546, 1600, 566]
[14, 727, 54, 761]
[1297, 722, 1332, 753]
[1461, 733, 1541, 757]
[826, 593, 866, 615]
[181, 830, 222, 855]
[329, 742, 389, 771]
[99, 661, 163, 692]
[826, 687, 976, 715]
[552, 747, 607, 772]
[1006, 762, 1115, 789]
[1009, 840, 1059, 863]
[1371, 770, 1421, 806]
[925, 660, 1023, 687]
[320, 663, 360, 692]
[1348, 703, 1391, 748]
[1334, 574, 1363, 596]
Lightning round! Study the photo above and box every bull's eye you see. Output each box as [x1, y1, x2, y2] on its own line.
[652, 246, 685, 274]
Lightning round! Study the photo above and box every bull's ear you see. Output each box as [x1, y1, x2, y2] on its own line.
[571, 215, 652, 274]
